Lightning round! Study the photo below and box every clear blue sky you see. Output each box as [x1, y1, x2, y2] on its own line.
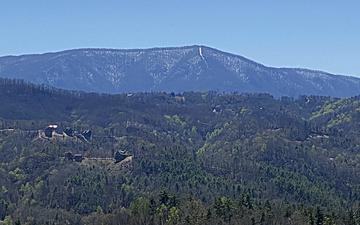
[1, 0, 360, 76]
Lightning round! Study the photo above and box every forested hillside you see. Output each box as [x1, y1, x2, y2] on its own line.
[1, 79, 360, 225]
[1, 46, 360, 97]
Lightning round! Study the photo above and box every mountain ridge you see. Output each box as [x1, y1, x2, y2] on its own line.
[0, 45, 359, 97]
[0, 45, 350, 76]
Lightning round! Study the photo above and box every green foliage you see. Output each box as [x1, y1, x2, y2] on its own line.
[327, 113, 351, 128]
[165, 115, 186, 127]
[0, 79, 360, 224]
[8, 168, 25, 182]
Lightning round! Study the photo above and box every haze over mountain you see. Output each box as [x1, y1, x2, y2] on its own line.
[0, 45, 359, 97]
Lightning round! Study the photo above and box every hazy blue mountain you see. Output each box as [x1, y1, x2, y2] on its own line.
[0, 45, 359, 97]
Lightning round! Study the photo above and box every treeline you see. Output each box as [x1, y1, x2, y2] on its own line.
[4, 191, 360, 225]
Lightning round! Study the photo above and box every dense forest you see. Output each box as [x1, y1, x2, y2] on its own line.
[1, 78, 360, 224]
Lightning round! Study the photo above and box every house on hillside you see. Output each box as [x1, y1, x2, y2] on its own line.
[44, 125, 58, 138]
[175, 95, 185, 103]
[64, 152, 74, 161]
[64, 127, 74, 137]
[82, 130, 92, 141]
[74, 154, 84, 162]
[114, 150, 130, 163]
[212, 105, 222, 113]
[54, 126, 64, 135]
[73, 130, 92, 142]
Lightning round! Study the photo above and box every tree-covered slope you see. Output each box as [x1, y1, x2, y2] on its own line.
[1, 46, 360, 97]
[1, 79, 360, 224]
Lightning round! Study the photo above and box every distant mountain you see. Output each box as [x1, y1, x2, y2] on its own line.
[0, 45, 359, 97]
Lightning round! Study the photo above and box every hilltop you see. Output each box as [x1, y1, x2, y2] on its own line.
[1, 46, 360, 97]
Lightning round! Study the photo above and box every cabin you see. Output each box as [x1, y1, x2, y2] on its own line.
[64, 127, 74, 137]
[114, 151, 129, 163]
[54, 126, 64, 135]
[212, 105, 222, 113]
[64, 152, 74, 161]
[82, 130, 92, 141]
[74, 154, 84, 162]
[175, 95, 185, 103]
[44, 125, 58, 138]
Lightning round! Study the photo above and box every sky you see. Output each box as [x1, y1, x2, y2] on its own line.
[1, 0, 360, 76]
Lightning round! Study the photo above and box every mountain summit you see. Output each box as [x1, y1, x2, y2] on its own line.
[0, 45, 359, 97]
